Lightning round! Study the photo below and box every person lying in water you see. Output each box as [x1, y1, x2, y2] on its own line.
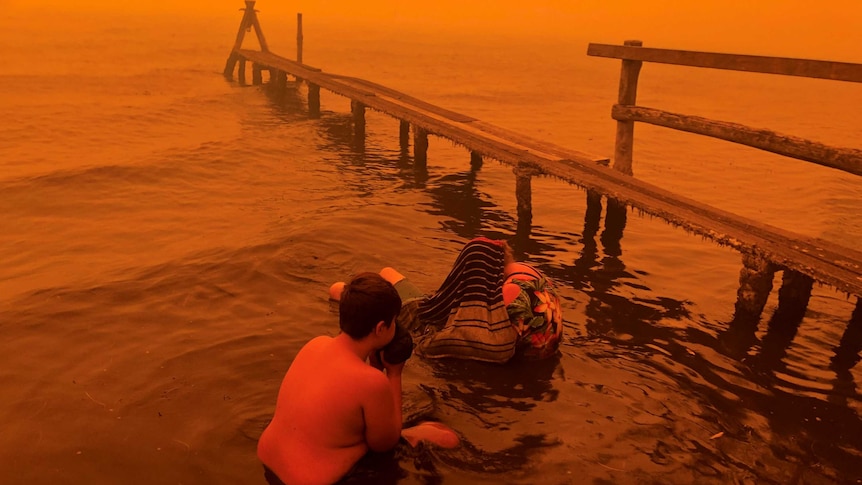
[329, 237, 564, 364]
[257, 272, 459, 485]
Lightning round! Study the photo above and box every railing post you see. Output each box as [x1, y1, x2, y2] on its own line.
[613, 40, 643, 176]
[297, 13, 304, 64]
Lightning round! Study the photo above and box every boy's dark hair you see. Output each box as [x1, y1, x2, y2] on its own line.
[339, 272, 402, 339]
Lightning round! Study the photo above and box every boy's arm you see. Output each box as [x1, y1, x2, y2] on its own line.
[362, 363, 404, 452]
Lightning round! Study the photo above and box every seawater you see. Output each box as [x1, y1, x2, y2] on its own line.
[1, 7, 861, 484]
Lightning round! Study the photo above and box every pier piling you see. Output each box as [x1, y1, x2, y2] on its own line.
[351, 100, 366, 139]
[307, 83, 320, 117]
[237, 57, 247, 85]
[734, 254, 777, 322]
[414, 128, 428, 167]
[774, 270, 814, 322]
[252, 64, 262, 85]
[399, 121, 410, 151]
[470, 151, 483, 171]
[514, 165, 535, 230]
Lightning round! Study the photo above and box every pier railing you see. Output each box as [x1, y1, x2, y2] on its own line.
[587, 41, 862, 177]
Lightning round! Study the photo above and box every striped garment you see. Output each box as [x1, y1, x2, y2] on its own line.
[412, 237, 519, 363]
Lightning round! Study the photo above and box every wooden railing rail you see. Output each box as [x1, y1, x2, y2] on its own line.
[587, 42, 862, 177]
[587, 43, 862, 83]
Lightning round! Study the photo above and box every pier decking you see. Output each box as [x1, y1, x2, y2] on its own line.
[222, 2, 862, 325]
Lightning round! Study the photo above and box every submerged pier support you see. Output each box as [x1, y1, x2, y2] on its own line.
[238, 57, 247, 85]
[275, 70, 287, 90]
[399, 121, 410, 151]
[307, 83, 320, 117]
[414, 128, 428, 167]
[734, 253, 777, 322]
[252, 63, 263, 85]
[774, 270, 814, 321]
[831, 299, 862, 372]
[351, 101, 366, 138]
[514, 165, 537, 234]
[471, 151, 483, 171]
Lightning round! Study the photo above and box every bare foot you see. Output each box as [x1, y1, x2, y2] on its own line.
[401, 421, 460, 449]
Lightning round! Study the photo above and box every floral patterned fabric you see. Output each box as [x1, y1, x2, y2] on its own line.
[506, 276, 563, 359]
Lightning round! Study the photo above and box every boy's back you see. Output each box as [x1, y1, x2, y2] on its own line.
[257, 335, 396, 484]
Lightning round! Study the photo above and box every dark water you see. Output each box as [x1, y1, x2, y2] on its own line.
[1, 8, 861, 485]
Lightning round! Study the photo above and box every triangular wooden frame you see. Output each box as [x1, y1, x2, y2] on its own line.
[232, 1, 269, 53]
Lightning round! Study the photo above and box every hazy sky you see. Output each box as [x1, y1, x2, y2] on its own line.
[11, 0, 862, 61]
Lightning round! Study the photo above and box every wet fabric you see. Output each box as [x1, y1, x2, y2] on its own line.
[414, 237, 518, 363]
[505, 271, 564, 359]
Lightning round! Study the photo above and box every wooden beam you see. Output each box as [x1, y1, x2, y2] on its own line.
[613, 40, 642, 176]
[588, 43, 862, 84]
[297, 13, 304, 63]
[612, 105, 862, 177]
[247, 2, 269, 52]
[232, 4, 254, 51]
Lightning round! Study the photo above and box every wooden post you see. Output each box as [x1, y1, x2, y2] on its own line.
[831, 298, 862, 372]
[351, 100, 366, 140]
[514, 165, 533, 229]
[399, 121, 410, 151]
[584, 191, 603, 239]
[601, 199, 627, 257]
[733, 253, 776, 322]
[307, 83, 320, 117]
[223, 52, 239, 79]
[414, 128, 428, 167]
[275, 70, 287, 90]
[297, 13, 304, 64]
[232, 2, 254, 51]
[470, 151, 483, 171]
[248, 1, 269, 53]
[613, 40, 643, 176]
[252, 64, 262, 85]
[237, 57, 247, 85]
[773, 270, 814, 321]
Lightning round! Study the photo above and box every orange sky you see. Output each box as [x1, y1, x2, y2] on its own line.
[11, 0, 862, 61]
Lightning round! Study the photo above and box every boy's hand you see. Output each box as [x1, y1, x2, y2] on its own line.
[380, 351, 405, 376]
[369, 351, 385, 371]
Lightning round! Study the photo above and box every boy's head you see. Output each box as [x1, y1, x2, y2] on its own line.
[339, 272, 402, 339]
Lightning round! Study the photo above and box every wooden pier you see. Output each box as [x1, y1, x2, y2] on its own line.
[223, 2, 862, 347]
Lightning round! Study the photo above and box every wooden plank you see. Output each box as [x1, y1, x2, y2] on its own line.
[612, 105, 862, 177]
[587, 43, 862, 83]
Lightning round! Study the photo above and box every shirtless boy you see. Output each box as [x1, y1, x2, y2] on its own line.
[257, 272, 458, 485]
